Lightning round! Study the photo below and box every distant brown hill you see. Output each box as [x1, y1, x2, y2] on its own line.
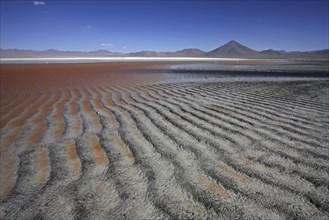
[1, 40, 328, 59]
[128, 51, 163, 57]
[128, 48, 205, 57]
[173, 48, 206, 57]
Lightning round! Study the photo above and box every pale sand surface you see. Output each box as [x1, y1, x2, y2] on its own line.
[0, 62, 329, 219]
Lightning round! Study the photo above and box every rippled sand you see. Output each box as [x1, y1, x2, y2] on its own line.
[1, 62, 329, 219]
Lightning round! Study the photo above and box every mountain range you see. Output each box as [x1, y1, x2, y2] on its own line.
[1, 40, 328, 59]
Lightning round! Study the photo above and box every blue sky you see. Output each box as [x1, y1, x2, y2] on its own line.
[1, 0, 328, 52]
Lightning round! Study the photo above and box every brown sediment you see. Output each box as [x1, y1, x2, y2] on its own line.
[0, 127, 24, 154]
[0, 94, 34, 129]
[186, 202, 205, 218]
[207, 104, 231, 113]
[99, 86, 111, 97]
[24, 92, 61, 146]
[51, 120, 65, 140]
[1, 113, 17, 130]
[79, 91, 102, 132]
[277, 146, 290, 153]
[216, 162, 248, 184]
[102, 96, 116, 108]
[50, 90, 69, 140]
[67, 100, 78, 115]
[104, 90, 130, 120]
[64, 140, 81, 177]
[91, 96, 105, 110]
[110, 132, 134, 159]
[25, 127, 44, 147]
[238, 155, 255, 167]
[111, 92, 126, 106]
[35, 148, 50, 184]
[0, 155, 18, 197]
[70, 119, 82, 137]
[4, 94, 47, 129]
[0, 92, 27, 111]
[67, 89, 80, 115]
[91, 97, 119, 128]
[87, 135, 108, 165]
[81, 99, 94, 114]
[197, 175, 231, 200]
[95, 182, 111, 194]
[131, 131, 145, 142]
[81, 100, 102, 131]
[119, 90, 135, 103]
[130, 85, 154, 100]
[66, 90, 83, 137]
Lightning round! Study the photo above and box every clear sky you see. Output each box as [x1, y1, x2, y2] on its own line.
[1, 0, 328, 52]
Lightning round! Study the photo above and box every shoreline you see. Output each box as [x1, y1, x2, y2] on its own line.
[0, 57, 288, 64]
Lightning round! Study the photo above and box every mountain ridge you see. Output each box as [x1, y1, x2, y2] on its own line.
[1, 41, 328, 59]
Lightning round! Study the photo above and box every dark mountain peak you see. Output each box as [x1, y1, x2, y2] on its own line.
[222, 40, 251, 49]
[226, 40, 239, 45]
[206, 40, 258, 57]
[220, 40, 248, 49]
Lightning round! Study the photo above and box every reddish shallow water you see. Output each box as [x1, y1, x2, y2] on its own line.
[0, 62, 172, 98]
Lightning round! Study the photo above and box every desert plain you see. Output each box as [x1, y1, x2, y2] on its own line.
[0, 60, 329, 219]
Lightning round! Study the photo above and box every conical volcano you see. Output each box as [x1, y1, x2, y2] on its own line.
[206, 40, 259, 57]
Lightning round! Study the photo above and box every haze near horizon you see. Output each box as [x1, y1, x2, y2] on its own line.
[1, 0, 328, 52]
